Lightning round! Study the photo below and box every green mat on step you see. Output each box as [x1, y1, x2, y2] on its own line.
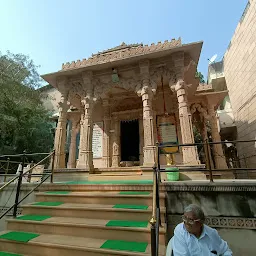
[119, 191, 150, 195]
[101, 240, 148, 253]
[16, 215, 51, 221]
[106, 220, 148, 228]
[64, 180, 153, 185]
[46, 191, 70, 194]
[33, 201, 63, 206]
[113, 204, 148, 210]
[0, 252, 22, 256]
[0, 231, 39, 243]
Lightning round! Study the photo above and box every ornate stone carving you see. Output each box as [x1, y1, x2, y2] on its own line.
[62, 38, 182, 70]
[102, 98, 111, 167]
[112, 109, 142, 121]
[208, 105, 228, 169]
[190, 103, 209, 120]
[112, 117, 120, 167]
[77, 72, 95, 172]
[150, 65, 176, 91]
[67, 114, 81, 168]
[54, 80, 69, 168]
[172, 79, 200, 165]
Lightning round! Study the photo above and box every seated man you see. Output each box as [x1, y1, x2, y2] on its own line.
[168, 204, 232, 256]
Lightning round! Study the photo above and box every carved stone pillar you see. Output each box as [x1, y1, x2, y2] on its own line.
[54, 82, 69, 168]
[139, 116, 144, 166]
[102, 98, 111, 167]
[67, 114, 80, 168]
[112, 117, 120, 167]
[77, 72, 95, 173]
[172, 80, 199, 165]
[139, 61, 156, 167]
[208, 106, 228, 169]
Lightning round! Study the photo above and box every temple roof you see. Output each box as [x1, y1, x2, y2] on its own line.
[61, 38, 182, 71]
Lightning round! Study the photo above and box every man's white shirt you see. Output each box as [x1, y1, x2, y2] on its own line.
[169, 223, 232, 256]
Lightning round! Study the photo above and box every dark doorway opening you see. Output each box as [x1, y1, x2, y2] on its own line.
[120, 120, 140, 162]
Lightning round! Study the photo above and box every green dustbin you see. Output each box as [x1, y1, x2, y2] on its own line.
[166, 167, 179, 181]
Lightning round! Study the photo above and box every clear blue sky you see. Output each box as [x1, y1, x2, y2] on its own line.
[0, 0, 248, 82]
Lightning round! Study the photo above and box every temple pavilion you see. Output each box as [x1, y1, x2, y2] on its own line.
[42, 38, 228, 177]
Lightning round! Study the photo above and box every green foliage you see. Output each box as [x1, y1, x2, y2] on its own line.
[0, 51, 53, 155]
[195, 71, 205, 83]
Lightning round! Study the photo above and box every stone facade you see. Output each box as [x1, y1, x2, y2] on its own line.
[224, 0, 256, 171]
[42, 39, 228, 172]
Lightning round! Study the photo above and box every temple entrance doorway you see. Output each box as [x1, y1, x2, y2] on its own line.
[120, 120, 140, 163]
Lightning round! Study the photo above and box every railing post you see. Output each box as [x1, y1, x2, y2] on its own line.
[4, 157, 10, 183]
[150, 218, 157, 256]
[204, 140, 213, 182]
[50, 150, 55, 183]
[13, 151, 26, 218]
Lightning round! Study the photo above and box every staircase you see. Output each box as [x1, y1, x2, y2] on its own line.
[0, 181, 166, 255]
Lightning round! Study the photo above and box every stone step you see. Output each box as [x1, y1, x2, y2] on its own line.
[0, 232, 166, 256]
[88, 174, 153, 181]
[7, 217, 166, 244]
[40, 183, 157, 192]
[22, 203, 166, 222]
[35, 191, 165, 206]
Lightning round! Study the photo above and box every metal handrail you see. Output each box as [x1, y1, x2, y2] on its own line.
[150, 143, 161, 256]
[0, 150, 55, 218]
[0, 151, 54, 192]
[157, 139, 256, 148]
[0, 152, 51, 158]
[0, 173, 51, 219]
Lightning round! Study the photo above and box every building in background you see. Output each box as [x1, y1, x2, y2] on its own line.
[208, 61, 237, 141]
[224, 0, 256, 170]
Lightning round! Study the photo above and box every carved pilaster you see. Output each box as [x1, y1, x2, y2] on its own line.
[112, 117, 120, 167]
[172, 80, 199, 165]
[77, 72, 95, 173]
[208, 106, 228, 169]
[54, 78, 69, 168]
[67, 113, 80, 168]
[139, 116, 144, 166]
[102, 98, 111, 167]
[139, 61, 156, 167]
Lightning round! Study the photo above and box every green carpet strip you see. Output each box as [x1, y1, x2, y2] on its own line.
[16, 215, 51, 221]
[101, 240, 148, 253]
[64, 180, 153, 185]
[46, 191, 70, 194]
[0, 231, 39, 243]
[33, 201, 64, 206]
[0, 252, 22, 256]
[113, 204, 148, 210]
[106, 220, 148, 228]
[119, 191, 150, 195]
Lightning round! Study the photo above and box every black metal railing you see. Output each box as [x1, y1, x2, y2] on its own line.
[0, 150, 55, 218]
[150, 139, 256, 255]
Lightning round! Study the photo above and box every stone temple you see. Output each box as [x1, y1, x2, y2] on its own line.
[42, 38, 228, 178]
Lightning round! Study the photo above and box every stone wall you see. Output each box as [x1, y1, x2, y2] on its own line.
[224, 0, 256, 171]
[165, 182, 256, 255]
[0, 183, 37, 231]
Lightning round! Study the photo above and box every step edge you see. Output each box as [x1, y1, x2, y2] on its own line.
[0, 237, 161, 256]
[35, 193, 165, 199]
[7, 219, 166, 234]
[22, 205, 166, 212]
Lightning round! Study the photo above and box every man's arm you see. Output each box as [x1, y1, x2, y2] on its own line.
[171, 225, 189, 256]
[213, 230, 232, 256]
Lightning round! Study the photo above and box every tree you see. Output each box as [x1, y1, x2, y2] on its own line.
[0, 51, 53, 156]
[195, 71, 205, 83]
